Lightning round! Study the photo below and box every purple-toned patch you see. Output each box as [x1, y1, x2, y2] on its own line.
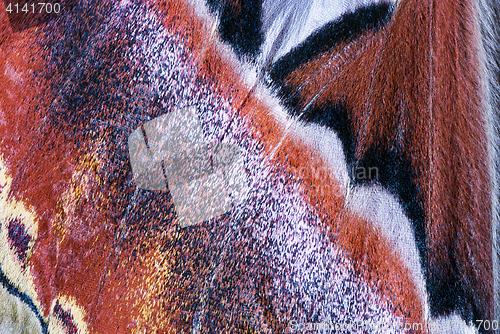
[7, 218, 32, 266]
[53, 300, 79, 334]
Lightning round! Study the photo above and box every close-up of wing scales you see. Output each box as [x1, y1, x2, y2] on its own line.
[0, 0, 499, 333]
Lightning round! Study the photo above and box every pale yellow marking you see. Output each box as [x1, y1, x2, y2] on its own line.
[0, 155, 43, 317]
[48, 295, 89, 334]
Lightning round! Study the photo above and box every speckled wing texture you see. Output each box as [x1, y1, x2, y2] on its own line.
[0, 0, 499, 333]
